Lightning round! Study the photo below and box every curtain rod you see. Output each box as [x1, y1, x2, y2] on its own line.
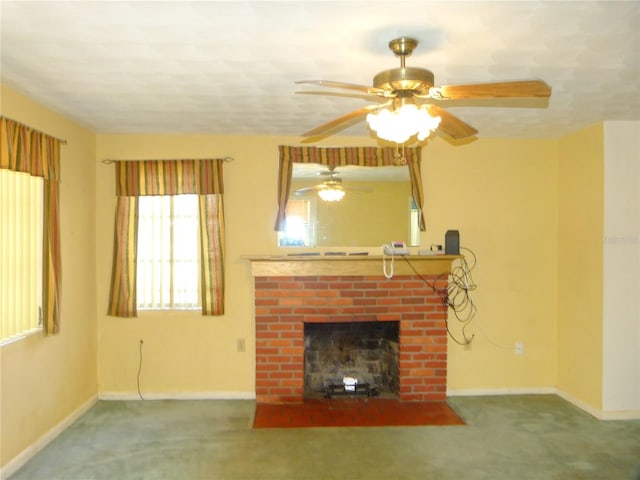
[101, 156, 234, 165]
[1, 115, 67, 144]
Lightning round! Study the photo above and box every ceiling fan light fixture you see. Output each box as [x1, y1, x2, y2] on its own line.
[366, 103, 441, 144]
[317, 186, 345, 202]
[297, 36, 550, 143]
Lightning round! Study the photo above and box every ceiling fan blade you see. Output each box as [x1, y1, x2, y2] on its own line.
[296, 80, 388, 96]
[295, 184, 368, 196]
[294, 185, 322, 195]
[427, 105, 478, 140]
[301, 104, 386, 137]
[431, 80, 552, 100]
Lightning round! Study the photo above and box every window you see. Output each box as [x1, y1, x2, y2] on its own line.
[278, 198, 315, 247]
[108, 158, 225, 317]
[137, 194, 200, 310]
[0, 169, 43, 344]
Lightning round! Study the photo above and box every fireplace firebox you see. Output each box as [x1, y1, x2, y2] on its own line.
[304, 321, 399, 397]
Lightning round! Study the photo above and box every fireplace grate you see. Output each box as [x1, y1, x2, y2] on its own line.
[324, 383, 379, 399]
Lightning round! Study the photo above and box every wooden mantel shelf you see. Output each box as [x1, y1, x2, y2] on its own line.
[243, 254, 459, 277]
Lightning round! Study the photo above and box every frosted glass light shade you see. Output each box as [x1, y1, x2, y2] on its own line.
[318, 187, 345, 202]
[367, 104, 441, 144]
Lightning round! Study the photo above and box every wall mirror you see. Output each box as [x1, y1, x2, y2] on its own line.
[274, 146, 425, 249]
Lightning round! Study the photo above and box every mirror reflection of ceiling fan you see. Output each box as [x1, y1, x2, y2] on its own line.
[296, 37, 552, 144]
[294, 167, 371, 202]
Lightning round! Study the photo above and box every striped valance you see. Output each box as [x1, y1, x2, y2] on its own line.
[0, 116, 61, 181]
[115, 159, 224, 196]
[278, 145, 421, 167]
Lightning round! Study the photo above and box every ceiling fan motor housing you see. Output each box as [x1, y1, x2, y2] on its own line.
[373, 67, 434, 94]
[372, 37, 435, 94]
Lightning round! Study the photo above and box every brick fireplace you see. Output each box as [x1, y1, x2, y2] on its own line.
[248, 256, 454, 404]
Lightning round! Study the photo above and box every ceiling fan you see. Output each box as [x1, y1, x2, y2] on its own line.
[293, 167, 371, 202]
[296, 37, 552, 143]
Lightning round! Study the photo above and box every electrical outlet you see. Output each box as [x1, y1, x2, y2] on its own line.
[236, 338, 246, 353]
[515, 341, 524, 355]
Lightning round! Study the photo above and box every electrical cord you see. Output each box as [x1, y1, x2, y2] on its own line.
[137, 339, 145, 400]
[401, 246, 477, 346]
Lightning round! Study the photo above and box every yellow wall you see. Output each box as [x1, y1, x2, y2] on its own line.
[422, 137, 559, 391]
[0, 85, 97, 467]
[557, 124, 604, 409]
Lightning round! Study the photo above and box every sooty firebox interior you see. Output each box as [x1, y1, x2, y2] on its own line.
[304, 321, 399, 397]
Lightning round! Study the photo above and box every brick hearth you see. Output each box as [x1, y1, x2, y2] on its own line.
[253, 271, 449, 403]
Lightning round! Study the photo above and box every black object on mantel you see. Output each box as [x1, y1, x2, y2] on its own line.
[445, 230, 460, 255]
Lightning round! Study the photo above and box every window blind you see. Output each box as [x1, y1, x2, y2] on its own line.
[0, 169, 43, 343]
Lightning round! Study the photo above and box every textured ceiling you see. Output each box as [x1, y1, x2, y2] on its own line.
[1, 1, 639, 140]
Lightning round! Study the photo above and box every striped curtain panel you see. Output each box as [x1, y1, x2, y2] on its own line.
[274, 145, 425, 231]
[107, 196, 139, 317]
[0, 116, 62, 335]
[107, 159, 225, 317]
[199, 194, 225, 315]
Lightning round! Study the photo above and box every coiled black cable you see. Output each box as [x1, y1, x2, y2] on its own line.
[401, 246, 477, 345]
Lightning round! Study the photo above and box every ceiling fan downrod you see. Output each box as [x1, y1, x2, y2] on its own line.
[388, 37, 418, 68]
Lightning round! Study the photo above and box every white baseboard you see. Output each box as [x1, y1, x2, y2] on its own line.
[0, 394, 98, 480]
[555, 389, 640, 420]
[98, 391, 256, 401]
[597, 410, 640, 420]
[447, 387, 556, 397]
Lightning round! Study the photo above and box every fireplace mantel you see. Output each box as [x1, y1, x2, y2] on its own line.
[244, 254, 458, 277]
